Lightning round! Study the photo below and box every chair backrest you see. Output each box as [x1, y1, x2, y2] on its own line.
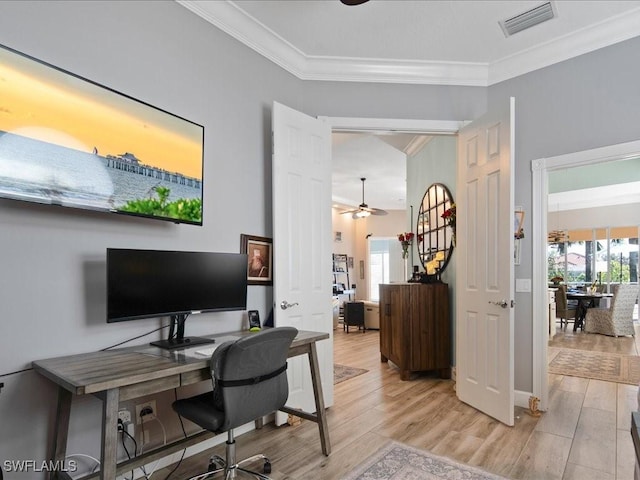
[210, 327, 298, 432]
[611, 283, 639, 321]
[344, 301, 364, 325]
[555, 284, 568, 311]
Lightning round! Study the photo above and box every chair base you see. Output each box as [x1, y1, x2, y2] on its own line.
[186, 430, 272, 480]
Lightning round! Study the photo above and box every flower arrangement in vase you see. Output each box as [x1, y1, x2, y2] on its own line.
[441, 203, 456, 246]
[397, 232, 414, 259]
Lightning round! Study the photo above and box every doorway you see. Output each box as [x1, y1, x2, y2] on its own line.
[325, 116, 460, 304]
[531, 139, 640, 410]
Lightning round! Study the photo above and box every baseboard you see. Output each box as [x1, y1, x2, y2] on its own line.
[515, 389, 535, 410]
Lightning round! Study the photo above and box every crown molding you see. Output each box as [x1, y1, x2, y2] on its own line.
[177, 0, 488, 86]
[320, 117, 464, 134]
[404, 136, 433, 157]
[178, 0, 640, 87]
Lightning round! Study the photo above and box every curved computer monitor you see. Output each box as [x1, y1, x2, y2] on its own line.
[107, 248, 248, 349]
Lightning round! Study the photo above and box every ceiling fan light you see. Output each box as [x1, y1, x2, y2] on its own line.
[355, 210, 371, 218]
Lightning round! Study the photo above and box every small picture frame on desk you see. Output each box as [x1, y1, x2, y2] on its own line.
[241, 234, 273, 285]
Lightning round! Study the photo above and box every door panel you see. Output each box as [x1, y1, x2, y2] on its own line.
[272, 102, 333, 420]
[456, 98, 515, 426]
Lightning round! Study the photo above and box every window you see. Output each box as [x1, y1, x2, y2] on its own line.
[548, 226, 639, 287]
[369, 239, 390, 302]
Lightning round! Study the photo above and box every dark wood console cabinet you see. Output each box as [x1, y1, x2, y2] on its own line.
[379, 283, 450, 380]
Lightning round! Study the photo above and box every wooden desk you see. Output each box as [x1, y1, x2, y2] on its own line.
[33, 329, 330, 480]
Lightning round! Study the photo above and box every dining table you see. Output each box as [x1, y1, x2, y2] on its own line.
[566, 291, 614, 331]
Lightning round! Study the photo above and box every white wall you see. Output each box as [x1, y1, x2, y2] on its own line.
[549, 203, 640, 231]
[331, 208, 406, 301]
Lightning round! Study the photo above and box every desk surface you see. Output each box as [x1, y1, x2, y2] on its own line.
[35, 328, 332, 479]
[33, 329, 329, 396]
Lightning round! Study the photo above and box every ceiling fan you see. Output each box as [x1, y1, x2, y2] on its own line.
[341, 177, 388, 219]
[548, 230, 569, 243]
[340, 0, 369, 5]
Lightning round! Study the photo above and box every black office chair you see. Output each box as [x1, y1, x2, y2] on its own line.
[343, 301, 365, 333]
[172, 327, 298, 479]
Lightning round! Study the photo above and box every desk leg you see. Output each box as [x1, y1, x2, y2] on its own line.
[99, 388, 120, 480]
[308, 342, 331, 456]
[50, 387, 72, 480]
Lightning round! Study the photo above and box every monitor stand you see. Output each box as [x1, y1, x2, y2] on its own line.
[150, 313, 216, 350]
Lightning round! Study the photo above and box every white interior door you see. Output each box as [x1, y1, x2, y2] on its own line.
[456, 98, 515, 426]
[272, 102, 333, 421]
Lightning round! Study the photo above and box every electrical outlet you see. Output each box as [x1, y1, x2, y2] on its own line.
[118, 409, 131, 424]
[135, 400, 157, 424]
[127, 422, 135, 439]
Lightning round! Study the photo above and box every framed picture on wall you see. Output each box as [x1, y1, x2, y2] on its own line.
[240, 234, 273, 285]
[514, 209, 525, 239]
[514, 207, 524, 266]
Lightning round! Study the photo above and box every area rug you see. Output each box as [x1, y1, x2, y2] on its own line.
[341, 441, 508, 480]
[334, 364, 368, 384]
[549, 348, 640, 385]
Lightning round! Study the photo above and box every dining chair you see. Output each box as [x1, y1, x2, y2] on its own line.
[584, 283, 639, 337]
[555, 284, 577, 330]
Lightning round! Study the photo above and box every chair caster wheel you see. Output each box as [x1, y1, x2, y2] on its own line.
[263, 461, 272, 474]
[208, 455, 224, 471]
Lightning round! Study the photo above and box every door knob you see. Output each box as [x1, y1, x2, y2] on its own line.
[488, 300, 510, 308]
[280, 301, 299, 310]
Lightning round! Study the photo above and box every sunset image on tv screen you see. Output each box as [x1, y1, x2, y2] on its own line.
[0, 44, 204, 225]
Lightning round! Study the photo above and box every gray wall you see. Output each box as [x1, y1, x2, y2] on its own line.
[0, 0, 301, 475]
[407, 136, 458, 363]
[0, 1, 486, 476]
[488, 36, 640, 390]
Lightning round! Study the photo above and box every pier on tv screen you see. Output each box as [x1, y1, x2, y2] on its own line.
[0, 43, 204, 225]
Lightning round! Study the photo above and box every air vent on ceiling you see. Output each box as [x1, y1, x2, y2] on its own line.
[500, 2, 556, 37]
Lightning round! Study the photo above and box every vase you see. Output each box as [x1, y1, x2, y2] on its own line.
[401, 241, 410, 259]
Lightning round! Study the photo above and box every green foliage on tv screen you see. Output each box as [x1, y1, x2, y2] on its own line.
[120, 186, 202, 223]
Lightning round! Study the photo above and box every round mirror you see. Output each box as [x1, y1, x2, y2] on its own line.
[416, 183, 455, 275]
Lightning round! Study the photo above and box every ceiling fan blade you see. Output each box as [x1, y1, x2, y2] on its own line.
[340, 208, 358, 215]
[357, 205, 388, 215]
[370, 208, 388, 216]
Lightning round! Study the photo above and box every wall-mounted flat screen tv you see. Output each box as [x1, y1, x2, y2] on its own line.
[0, 43, 204, 225]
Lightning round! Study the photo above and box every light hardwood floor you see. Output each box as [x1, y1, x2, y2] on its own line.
[157, 325, 639, 479]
